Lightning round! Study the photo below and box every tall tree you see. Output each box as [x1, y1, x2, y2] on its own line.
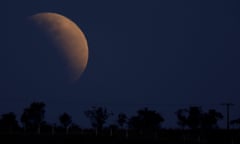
[59, 112, 72, 134]
[175, 109, 188, 129]
[231, 118, 240, 128]
[0, 112, 19, 133]
[176, 107, 223, 129]
[21, 102, 45, 134]
[128, 108, 164, 133]
[201, 109, 223, 129]
[117, 113, 127, 129]
[84, 106, 113, 134]
[187, 106, 202, 129]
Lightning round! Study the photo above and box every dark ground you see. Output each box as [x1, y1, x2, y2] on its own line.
[0, 129, 239, 144]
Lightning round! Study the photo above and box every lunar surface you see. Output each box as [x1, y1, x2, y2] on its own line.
[5, 12, 89, 98]
[27, 12, 89, 83]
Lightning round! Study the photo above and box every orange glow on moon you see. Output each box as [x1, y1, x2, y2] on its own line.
[28, 12, 88, 83]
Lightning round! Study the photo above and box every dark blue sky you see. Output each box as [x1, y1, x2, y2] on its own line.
[2, 0, 240, 128]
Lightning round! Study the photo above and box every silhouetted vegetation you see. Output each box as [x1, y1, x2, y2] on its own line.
[84, 106, 113, 135]
[21, 102, 46, 134]
[128, 107, 164, 135]
[117, 113, 127, 129]
[0, 112, 19, 133]
[202, 109, 223, 129]
[231, 118, 240, 128]
[59, 112, 72, 134]
[176, 106, 223, 129]
[0, 102, 239, 144]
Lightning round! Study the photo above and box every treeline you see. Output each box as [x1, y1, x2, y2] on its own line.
[0, 101, 240, 135]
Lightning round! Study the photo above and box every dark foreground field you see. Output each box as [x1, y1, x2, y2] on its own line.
[0, 129, 239, 144]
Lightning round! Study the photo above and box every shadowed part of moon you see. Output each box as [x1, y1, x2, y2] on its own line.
[7, 12, 88, 97]
[28, 12, 88, 83]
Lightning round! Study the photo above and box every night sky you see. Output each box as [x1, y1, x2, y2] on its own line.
[2, 0, 240, 128]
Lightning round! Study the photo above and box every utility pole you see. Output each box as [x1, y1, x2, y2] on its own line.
[221, 103, 234, 130]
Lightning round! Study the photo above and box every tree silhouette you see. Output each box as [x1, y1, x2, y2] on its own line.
[117, 113, 127, 129]
[84, 106, 113, 135]
[176, 107, 223, 129]
[175, 109, 188, 129]
[21, 102, 45, 134]
[175, 106, 202, 129]
[187, 106, 202, 129]
[59, 112, 72, 134]
[230, 118, 240, 128]
[0, 112, 19, 133]
[201, 109, 223, 129]
[128, 107, 164, 133]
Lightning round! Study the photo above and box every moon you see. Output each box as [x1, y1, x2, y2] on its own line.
[19, 12, 88, 85]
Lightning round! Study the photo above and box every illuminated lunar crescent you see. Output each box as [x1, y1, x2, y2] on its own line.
[24, 12, 88, 84]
